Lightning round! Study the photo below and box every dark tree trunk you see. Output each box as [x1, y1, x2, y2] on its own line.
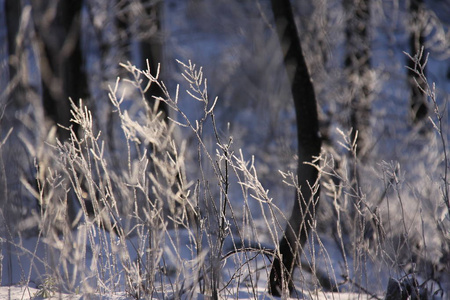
[31, 0, 88, 224]
[32, 0, 88, 141]
[2, 0, 47, 245]
[116, 0, 168, 119]
[139, 0, 168, 119]
[268, 0, 322, 296]
[2, 0, 30, 241]
[343, 0, 372, 286]
[5, 0, 21, 87]
[408, 0, 428, 123]
[344, 0, 371, 158]
[114, 0, 192, 227]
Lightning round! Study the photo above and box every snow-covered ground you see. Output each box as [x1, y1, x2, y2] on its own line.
[0, 285, 379, 300]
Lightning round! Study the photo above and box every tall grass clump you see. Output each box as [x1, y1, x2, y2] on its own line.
[1, 56, 448, 299]
[312, 49, 450, 298]
[1, 60, 292, 299]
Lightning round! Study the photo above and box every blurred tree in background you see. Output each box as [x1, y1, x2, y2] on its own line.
[408, 0, 428, 123]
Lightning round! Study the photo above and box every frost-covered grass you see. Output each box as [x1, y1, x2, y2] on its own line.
[1, 0, 449, 299]
[1, 60, 295, 299]
[1, 54, 448, 299]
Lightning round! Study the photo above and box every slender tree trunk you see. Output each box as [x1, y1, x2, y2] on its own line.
[32, 0, 88, 141]
[344, 0, 371, 159]
[268, 0, 321, 296]
[116, 0, 167, 118]
[2, 0, 26, 242]
[408, 0, 428, 123]
[343, 0, 373, 288]
[2, 0, 39, 229]
[31, 0, 88, 224]
[2, 0, 46, 255]
[5, 0, 21, 86]
[139, 0, 168, 119]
